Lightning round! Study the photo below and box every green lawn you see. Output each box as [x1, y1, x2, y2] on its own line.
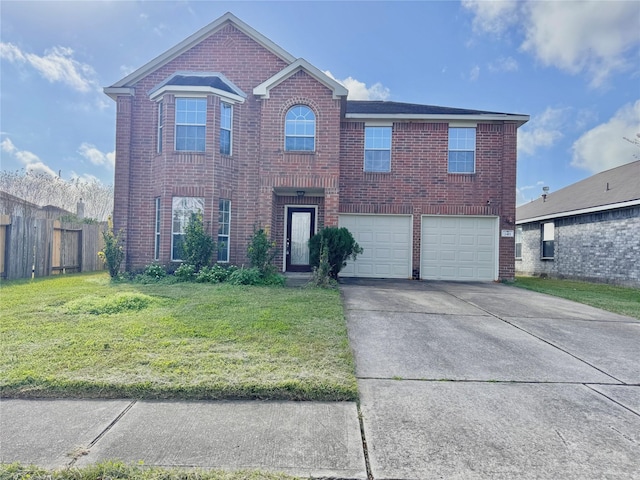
[513, 276, 640, 319]
[0, 272, 357, 401]
[0, 462, 301, 480]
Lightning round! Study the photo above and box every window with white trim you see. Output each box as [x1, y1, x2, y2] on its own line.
[364, 126, 392, 172]
[541, 222, 554, 259]
[175, 98, 206, 152]
[217, 199, 230, 262]
[285, 105, 315, 151]
[448, 127, 476, 173]
[515, 226, 522, 259]
[220, 102, 232, 156]
[171, 197, 204, 261]
[154, 197, 161, 260]
[157, 101, 164, 153]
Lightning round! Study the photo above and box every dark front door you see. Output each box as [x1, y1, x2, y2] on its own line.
[286, 207, 316, 272]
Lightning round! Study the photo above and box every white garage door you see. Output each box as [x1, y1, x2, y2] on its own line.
[338, 215, 412, 278]
[421, 216, 498, 281]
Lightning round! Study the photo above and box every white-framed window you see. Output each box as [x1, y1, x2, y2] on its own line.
[515, 225, 523, 259]
[154, 197, 161, 260]
[220, 102, 232, 156]
[541, 222, 554, 259]
[175, 98, 206, 152]
[448, 127, 476, 173]
[217, 199, 230, 262]
[157, 101, 164, 153]
[171, 197, 204, 261]
[285, 105, 315, 151]
[364, 126, 392, 172]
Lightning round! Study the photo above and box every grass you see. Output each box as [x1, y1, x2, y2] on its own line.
[512, 276, 640, 319]
[0, 462, 301, 480]
[0, 272, 357, 401]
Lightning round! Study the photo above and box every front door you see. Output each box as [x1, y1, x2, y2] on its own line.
[286, 207, 316, 272]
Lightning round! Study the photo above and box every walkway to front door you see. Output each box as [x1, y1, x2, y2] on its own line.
[285, 207, 316, 272]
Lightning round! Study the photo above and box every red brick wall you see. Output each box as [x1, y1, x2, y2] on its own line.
[339, 121, 518, 281]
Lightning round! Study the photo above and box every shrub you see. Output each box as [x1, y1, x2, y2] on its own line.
[309, 227, 363, 280]
[247, 227, 277, 276]
[261, 272, 286, 287]
[143, 263, 167, 279]
[195, 264, 234, 283]
[182, 212, 215, 272]
[310, 238, 337, 288]
[227, 267, 263, 285]
[98, 216, 125, 279]
[174, 263, 196, 282]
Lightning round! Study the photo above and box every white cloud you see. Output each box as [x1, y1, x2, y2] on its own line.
[1, 137, 57, 176]
[463, 0, 640, 87]
[0, 42, 98, 93]
[469, 65, 480, 82]
[463, 0, 519, 36]
[78, 143, 116, 169]
[488, 56, 518, 73]
[324, 71, 390, 100]
[516, 181, 545, 206]
[518, 107, 569, 156]
[571, 100, 640, 173]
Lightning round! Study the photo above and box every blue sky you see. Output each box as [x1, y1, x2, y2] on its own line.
[1, 0, 639, 205]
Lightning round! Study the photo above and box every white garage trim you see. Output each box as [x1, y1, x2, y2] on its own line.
[339, 214, 413, 278]
[421, 215, 499, 281]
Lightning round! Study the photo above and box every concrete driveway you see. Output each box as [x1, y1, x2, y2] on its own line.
[341, 279, 640, 479]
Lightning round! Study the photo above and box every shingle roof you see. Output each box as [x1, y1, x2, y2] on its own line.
[165, 75, 237, 94]
[346, 100, 525, 117]
[516, 160, 640, 222]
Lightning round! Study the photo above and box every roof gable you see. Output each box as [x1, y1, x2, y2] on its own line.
[105, 12, 296, 97]
[253, 58, 348, 100]
[517, 160, 640, 222]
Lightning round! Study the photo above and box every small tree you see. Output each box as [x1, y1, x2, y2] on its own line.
[309, 227, 363, 280]
[310, 238, 336, 288]
[247, 227, 277, 276]
[98, 216, 125, 279]
[182, 212, 215, 272]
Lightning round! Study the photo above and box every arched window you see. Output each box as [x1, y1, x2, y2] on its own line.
[285, 105, 315, 151]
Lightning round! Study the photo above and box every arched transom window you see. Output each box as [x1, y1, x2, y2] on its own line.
[285, 105, 315, 151]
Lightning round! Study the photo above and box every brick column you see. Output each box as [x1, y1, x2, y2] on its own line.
[113, 95, 132, 271]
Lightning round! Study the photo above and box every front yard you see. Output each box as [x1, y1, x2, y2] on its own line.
[0, 272, 357, 401]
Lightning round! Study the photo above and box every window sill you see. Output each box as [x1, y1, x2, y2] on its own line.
[284, 150, 316, 155]
[540, 257, 554, 261]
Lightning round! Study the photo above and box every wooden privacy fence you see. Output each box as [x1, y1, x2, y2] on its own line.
[0, 215, 106, 280]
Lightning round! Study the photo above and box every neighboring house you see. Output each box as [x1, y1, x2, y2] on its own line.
[515, 160, 640, 287]
[104, 12, 529, 281]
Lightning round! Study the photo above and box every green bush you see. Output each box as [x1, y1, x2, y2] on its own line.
[195, 264, 235, 283]
[247, 227, 277, 275]
[182, 212, 215, 272]
[144, 263, 167, 279]
[309, 227, 363, 280]
[227, 267, 263, 285]
[310, 238, 337, 288]
[98, 216, 125, 279]
[174, 263, 196, 282]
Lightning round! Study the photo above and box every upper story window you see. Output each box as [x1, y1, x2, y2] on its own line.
[364, 126, 392, 172]
[175, 98, 206, 152]
[541, 222, 555, 259]
[157, 101, 164, 154]
[448, 127, 476, 173]
[220, 102, 232, 156]
[285, 105, 315, 151]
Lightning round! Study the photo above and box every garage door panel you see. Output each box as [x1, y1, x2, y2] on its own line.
[339, 215, 412, 279]
[421, 216, 497, 281]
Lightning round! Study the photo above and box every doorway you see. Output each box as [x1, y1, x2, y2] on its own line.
[285, 207, 316, 272]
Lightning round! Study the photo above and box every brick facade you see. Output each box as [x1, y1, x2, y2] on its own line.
[106, 13, 526, 280]
[516, 206, 640, 287]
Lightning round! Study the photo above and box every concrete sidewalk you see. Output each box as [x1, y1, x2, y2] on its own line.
[1, 399, 367, 479]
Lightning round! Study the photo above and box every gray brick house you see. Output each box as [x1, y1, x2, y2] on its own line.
[515, 160, 640, 287]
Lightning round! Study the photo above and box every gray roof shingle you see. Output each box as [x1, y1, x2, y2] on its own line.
[516, 160, 640, 222]
[346, 100, 525, 117]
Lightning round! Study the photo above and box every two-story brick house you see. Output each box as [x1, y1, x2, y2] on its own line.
[104, 12, 528, 281]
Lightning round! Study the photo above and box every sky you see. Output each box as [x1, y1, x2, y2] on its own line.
[1, 0, 639, 206]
